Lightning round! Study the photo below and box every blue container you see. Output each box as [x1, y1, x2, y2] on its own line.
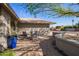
[11, 36, 17, 48]
[7, 36, 17, 48]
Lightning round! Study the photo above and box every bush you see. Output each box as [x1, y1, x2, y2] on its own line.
[0, 49, 15, 56]
[60, 26, 65, 31]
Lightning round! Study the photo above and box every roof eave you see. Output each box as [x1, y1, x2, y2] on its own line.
[2, 3, 19, 21]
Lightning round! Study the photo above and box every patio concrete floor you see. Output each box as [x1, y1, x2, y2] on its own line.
[12, 36, 63, 56]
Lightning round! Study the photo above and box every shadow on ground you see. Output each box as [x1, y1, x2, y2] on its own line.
[13, 40, 42, 56]
[13, 36, 68, 56]
[39, 36, 67, 56]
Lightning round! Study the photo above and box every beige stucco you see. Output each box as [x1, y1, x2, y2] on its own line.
[17, 23, 50, 36]
[0, 6, 16, 49]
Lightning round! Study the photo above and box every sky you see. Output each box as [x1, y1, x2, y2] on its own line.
[9, 3, 79, 27]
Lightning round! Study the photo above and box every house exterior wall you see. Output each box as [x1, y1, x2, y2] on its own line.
[17, 23, 50, 36]
[1, 8, 11, 34]
[0, 7, 12, 49]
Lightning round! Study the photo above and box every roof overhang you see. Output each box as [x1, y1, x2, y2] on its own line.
[1, 3, 19, 21]
[18, 18, 55, 24]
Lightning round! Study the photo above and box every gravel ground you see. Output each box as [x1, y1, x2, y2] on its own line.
[12, 36, 62, 56]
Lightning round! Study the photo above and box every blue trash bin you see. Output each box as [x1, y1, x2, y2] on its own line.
[11, 36, 17, 48]
[7, 36, 17, 49]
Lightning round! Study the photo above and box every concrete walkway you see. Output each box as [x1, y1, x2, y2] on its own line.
[12, 36, 62, 56]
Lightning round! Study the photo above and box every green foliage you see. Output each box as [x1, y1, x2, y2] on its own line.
[60, 26, 71, 31]
[60, 25, 79, 31]
[75, 21, 79, 28]
[22, 3, 61, 17]
[22, 3, 79, 17]
[0, 49, 15, 56]
[56, 26, 61, 29]
[60, 27, 65, 31]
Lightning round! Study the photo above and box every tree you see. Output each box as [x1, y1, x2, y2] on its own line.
[21, 3, 63, 17]
[21, 3, 79, 17]
[54, 4, 79, 17]
[75, 21, 79, 28]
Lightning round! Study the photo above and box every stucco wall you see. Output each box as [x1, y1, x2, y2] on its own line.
[0, 7, 11, 50]
[18, 27, 50, 36]
[56, 38, 79, 56]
